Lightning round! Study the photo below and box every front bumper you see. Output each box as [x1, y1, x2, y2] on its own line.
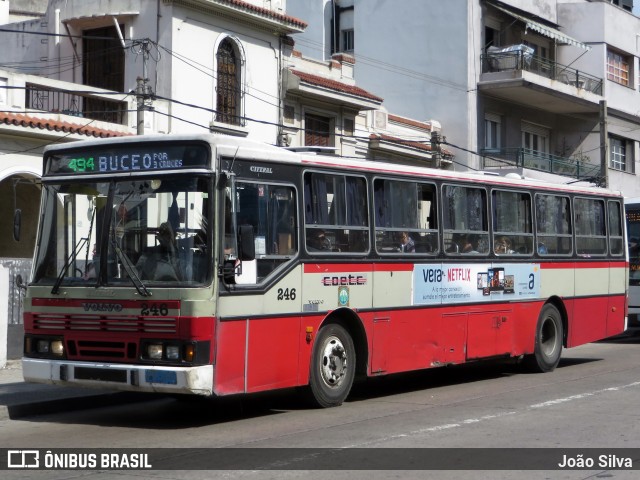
[22, 358, 214, 396]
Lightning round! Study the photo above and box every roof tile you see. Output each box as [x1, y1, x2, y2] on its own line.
[0, 112, 132, 138]
[221, 0, 307, 29]
[290, 69, 383, 102]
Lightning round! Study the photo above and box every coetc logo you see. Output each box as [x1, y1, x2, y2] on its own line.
[338, 286, 349, 306]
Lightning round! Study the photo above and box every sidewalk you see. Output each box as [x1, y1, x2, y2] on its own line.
[0, 360, 145, 420]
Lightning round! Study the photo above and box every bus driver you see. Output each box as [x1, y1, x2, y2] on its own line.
[136, 222, 183, 281]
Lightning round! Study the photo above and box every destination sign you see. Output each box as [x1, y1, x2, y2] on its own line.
[45, 142, 210, 176]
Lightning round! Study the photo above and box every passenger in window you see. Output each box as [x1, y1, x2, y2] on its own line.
[461, 234, 479, 254]
[494, 236, 515, 254]
[400, 232, 415, 253]
[307, 229, 332, 251]
[537, 242, 548, 255]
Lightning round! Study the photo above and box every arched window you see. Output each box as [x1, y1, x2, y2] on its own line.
[216, 39, 241, 125]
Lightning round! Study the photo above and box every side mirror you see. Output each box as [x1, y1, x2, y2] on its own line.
[13, 209, 22, 242]
[238, 224, 255, 261]
[16, 274, 27, 291]
[222, 259, 237, 285]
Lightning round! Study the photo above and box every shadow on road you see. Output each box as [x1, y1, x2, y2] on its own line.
[17, 353, 601, 430]
[597, 331, 640, 344]
[17, 337, 625, 429]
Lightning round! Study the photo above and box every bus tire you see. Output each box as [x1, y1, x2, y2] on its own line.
[308, 323, 355, 408]
[524, 304, 563, 373]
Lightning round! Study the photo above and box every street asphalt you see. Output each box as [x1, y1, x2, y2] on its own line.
[0, 360, 149, 420]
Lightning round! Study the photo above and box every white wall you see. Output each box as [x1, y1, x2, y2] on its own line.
[0, 265, 8, 367]
[0, 0, 8, 25]
[502, 0, 558, 23]
[25, 0, 284, 141]
[168, 6, 281, 142]
[288, 0, 477, 170]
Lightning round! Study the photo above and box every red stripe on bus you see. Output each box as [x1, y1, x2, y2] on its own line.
[31, 298, 181, 309]
[540, 261, 626, 269]
[303, 263, 415, 273]
[303, 262, 627, 274]
[374, 263, 415, 272]
[303, 263, 374, 274]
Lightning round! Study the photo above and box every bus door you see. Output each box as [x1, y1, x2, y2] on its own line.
[216, 177, 303, 394]
[571, 197, 609, 345]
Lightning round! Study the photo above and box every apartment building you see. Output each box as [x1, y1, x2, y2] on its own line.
[289, 0, 640, 194]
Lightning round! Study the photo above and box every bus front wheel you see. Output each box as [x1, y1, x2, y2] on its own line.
[308, 323, 355, 408]
[524, 304, 563, 373]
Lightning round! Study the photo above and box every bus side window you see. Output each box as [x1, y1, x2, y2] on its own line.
[442, 184, 489, 256]
[535, 193, 573, 256]
[608, 200, 624, 256]
[575, 197, 607, 255]
[233, 181, 297, 284]
[492, 190, 533, 255]
[373, 178, 438, 255]
[304, 172, 369, 254]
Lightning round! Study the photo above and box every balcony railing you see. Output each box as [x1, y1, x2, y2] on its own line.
[25, 83, 128, 125]
[481, 147, 601, 181]
[481, 50, 603, 95]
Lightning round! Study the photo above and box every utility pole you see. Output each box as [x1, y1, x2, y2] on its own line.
[599, 100, 608, 188]
[134, 39, 154, 135]
[430, 130, 442, 169]
[136, 76, 146, 135]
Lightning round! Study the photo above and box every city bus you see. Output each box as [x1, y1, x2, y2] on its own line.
[20, 133, 628, 407]
[625, 198, 640, 332]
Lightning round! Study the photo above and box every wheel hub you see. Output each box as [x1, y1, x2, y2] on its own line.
[320, 336, 348, 387]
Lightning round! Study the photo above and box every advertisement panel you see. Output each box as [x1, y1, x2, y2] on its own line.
[413, 263, 540, 305]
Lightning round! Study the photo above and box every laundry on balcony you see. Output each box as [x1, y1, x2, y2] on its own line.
[486, 44, 535, 72]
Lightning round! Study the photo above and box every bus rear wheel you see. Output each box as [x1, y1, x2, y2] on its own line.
[308, 323, 355, 408]
[524, 304, 563, 373]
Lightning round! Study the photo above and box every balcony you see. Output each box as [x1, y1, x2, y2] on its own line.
[25, 82, 128, 125]
[481, 148, 601, 181]
[479, 48, 603, 114]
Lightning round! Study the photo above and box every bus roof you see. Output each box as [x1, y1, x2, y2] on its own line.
[44, 133, 620, 198]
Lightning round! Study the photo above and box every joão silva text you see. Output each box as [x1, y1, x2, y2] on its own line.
[558, 454, 632, 469]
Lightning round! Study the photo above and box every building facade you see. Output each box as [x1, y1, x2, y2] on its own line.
[289, 0, 640, 194]
[0, 0, 448, 362]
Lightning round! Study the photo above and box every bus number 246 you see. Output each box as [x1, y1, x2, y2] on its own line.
[141, 303, 169, 316]
[277, 288, 297, 301]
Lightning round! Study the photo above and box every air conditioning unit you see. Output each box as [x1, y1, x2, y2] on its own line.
[374, 111, 387, 129]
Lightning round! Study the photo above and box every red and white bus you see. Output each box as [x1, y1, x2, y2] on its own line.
[20, 134, 628, 407]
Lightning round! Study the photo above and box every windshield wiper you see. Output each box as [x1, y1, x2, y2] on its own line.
[51, 236, 89, 295]
[110, 236, 151, 297]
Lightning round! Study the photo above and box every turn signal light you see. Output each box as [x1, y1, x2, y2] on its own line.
[184, 344, 195, 362]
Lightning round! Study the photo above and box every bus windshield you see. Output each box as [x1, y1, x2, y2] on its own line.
[32, 175, 212, 290]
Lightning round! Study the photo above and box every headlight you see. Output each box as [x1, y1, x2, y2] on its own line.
[165, 345, 180, 360]
[26, 336, 65, 358]
[50, 340, 64, 356]
[147, 344, 163, 360]
[36, 340, 50, 353]
[141, 340, 206, 363]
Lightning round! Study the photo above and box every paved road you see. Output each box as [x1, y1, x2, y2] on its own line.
[1, 335, 640, 479]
